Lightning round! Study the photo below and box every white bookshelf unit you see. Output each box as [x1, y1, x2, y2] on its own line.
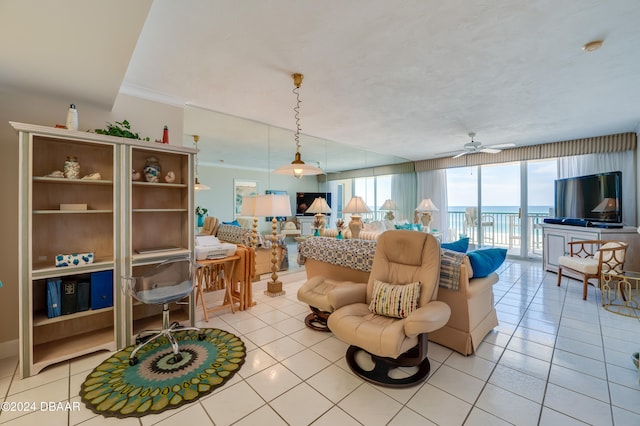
[14, 122, 196, 377]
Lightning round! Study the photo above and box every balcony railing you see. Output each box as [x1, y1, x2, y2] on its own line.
[345, 209, 546, 257]
[447, 210, 547, 256]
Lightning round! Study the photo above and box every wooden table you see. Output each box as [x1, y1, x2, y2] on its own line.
[196, 255, 243, 321]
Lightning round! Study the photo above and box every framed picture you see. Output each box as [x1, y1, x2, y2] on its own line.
[234, 179, 258, 217]
[265, 190, 288, 222]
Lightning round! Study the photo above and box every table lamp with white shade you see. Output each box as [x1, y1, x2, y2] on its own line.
[343, 196, 371, 239]
[380, 199, 397, 221]
[254, 193, 292, 296]
[305, 197, 332, 236]
[416, 198, 439, 231]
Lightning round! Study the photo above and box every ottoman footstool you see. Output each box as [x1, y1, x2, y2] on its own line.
[297, 276, 363, 332]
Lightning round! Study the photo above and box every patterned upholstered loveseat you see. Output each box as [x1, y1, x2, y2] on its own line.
[214, 223, 288, 277]
[297, 235, 499, 355]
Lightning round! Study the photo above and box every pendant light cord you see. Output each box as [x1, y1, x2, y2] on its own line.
[293, 82, 302, 154]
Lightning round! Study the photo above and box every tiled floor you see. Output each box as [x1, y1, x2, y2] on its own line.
[1, 258, 639, 425]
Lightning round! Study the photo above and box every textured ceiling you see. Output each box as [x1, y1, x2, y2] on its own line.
[2, 0, 640, 172]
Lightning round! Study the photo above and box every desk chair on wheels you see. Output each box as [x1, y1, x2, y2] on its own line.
[123, 257, 205, 366]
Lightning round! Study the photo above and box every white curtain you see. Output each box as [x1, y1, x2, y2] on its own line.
[327, 180, 341, 228]
[558, 151, 636, 226]
[416, 169, 449, 239]
[391, 172, 417, 223]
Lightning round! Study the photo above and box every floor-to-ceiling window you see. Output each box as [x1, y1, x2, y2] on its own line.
[343, 174, 394, 221]
[446, 166, 478, 243]
[481, 162, 520, 254]
[527, 159, 556, 257]
[446, 159, 557, 258]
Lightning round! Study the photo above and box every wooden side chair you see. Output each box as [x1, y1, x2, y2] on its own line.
[557, 240, 628, 300]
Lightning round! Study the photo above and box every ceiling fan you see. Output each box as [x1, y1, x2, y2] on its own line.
[451, 132, 515, 158]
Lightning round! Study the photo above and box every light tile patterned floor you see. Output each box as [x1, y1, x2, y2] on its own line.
[1, 258, 639, 425]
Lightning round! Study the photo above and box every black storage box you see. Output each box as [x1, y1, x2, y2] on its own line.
[61, 280, 77, 315]
[76, 280, 91, 312]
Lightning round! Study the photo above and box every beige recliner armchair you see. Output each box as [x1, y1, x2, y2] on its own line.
[327, 230, 451, 387]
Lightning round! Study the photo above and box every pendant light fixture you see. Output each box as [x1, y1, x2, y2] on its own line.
[274, 73, 323, 179]
[192, 135, 210, 191]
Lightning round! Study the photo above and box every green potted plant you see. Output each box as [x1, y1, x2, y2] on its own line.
[93, 120, 150, 141]
[195, 206, 208, 227]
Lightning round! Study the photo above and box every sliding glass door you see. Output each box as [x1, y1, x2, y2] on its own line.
[527, 159, 556, 257]
[446, 166, 479, 244]
[446, 159, 557, 258]
[480, 162, 520, 254]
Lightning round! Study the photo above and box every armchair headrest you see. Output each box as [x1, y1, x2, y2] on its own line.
[376, 230, 430, 266]
[369, 230, 440, 305]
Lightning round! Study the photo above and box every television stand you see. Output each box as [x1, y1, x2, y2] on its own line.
[590, 223, 624, 229]
[542, 218, 624, 229]
[542, 223, 640, 274]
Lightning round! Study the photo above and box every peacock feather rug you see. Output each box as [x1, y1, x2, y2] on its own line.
[80, 328, 246, 418]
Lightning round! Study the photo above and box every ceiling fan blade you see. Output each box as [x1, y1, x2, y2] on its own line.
[488, 143, 516, 149]
[452, 151, 468, 158]
[480, 148, 501, 154]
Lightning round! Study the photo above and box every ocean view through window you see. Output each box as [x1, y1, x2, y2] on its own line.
[446, 160, 557, 257]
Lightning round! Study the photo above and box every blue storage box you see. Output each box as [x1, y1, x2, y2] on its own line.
[91, 270, 113, 310]
[46, 278, 62, 318]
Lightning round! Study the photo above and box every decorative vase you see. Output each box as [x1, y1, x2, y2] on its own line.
[337, 230, 343, 240]
[144, 156, 161, 183]
[314, 228, 320, 237]
[197, 214, 204, 227]
[64, 156, 80, 179]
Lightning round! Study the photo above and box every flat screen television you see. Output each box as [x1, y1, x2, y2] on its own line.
[554, 171, 622, 224]
[296, 192, 332, 216]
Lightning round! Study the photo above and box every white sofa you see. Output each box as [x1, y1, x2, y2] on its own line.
[322, 220, 395, 241]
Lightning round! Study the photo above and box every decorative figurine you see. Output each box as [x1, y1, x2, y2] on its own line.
[143, 157, 161, 183]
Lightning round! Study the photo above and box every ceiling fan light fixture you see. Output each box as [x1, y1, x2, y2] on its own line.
[449, 131, 514, 158]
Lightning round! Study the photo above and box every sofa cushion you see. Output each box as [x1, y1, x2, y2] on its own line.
[382, 220, 396, 230]
[558, 255, 599, 274]
[441, 237, 470, 253]
[467, 248, 507, 278]
[369, 279, 421, 319]
[365, 221, 385, 233]
[595, 242, 626, 272]
[216, 224, 253, 246]
[283, 221, 297, 231]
